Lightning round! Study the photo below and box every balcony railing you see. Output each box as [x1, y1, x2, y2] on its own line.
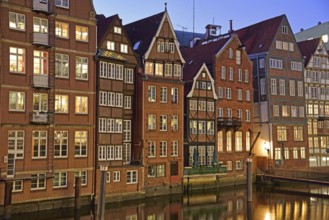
[30, 112, 53, 124]
[31, 74, 54, 89]
[217, 117, 242, 130]
[32, 0, 53, 14]
[32, 32, 49, 46]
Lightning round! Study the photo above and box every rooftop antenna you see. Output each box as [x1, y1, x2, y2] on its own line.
[177, 25, 187, 45]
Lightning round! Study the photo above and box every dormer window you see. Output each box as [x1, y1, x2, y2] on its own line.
[114, 26, 122, 34]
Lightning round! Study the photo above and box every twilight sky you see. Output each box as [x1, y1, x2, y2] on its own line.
[93, 0, 329, 34]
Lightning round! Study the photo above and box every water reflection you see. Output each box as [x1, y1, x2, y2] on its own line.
[8, 185, 329, 220]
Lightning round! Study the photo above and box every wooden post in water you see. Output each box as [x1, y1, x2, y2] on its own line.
[97, 165, 108, 220]
[246, 158, 253, 202]
[74, 176, 81, 219]
[4, 181, 13, 220]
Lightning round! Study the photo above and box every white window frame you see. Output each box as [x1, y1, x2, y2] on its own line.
[75, 56, 88, 80]
[74, 131, 87, 157]
[9, 91, 25, 111]
[126, 170, 138, 184]
[75, 25, 88, 42]
[9, 12, 25, 31]
[9, 47, 25, 73]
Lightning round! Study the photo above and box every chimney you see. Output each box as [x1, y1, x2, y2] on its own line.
[318, 21, 322, 25]
[205, 24, 221, 40]
[229, 20, 233, 33]
[300, 28, 304, 32]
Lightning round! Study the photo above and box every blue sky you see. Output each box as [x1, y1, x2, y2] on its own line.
[93, 0, 329, 34]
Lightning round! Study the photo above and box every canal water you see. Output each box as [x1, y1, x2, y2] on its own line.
[8, 184, 329, 220]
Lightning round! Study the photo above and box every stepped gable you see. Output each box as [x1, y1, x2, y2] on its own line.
[297, 38, 322, 65]
[234, 14, 285, 54]
[96, 14, 118, 44]
[124, 12, 165, 56]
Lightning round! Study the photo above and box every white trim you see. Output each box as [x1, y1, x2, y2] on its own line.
[187, 63, 218, 99]
[144, 11, 185, 64]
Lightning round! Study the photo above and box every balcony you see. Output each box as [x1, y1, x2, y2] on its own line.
[217, 117, 242, 130]
[32, 32, 50, 47]
[31, 75, 54, 89]
[30, 112, 53, 124]
[32, 0, 53, 14]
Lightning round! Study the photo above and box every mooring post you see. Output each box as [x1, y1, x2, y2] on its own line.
[246, 157, 253, 202]
[74, 176, 81, 219]
[4, 181, 13, 220]
[97, 166, 108, 220]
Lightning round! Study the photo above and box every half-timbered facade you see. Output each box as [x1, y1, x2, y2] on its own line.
[95, 14, 143, 197]
[298, 38, 329, 168]
[125, 8, 185, 193]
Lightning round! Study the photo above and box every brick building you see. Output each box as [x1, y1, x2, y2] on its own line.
[298, 38, 329, 168]
[0, 0, 96, 204]
[235, 15, 308, 169]
[182, 33, 253, 176]
[95, 14, 143, 198]
[125, 8, 185, 192]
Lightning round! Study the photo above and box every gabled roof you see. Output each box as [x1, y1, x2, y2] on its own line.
[297, 38, 321, 66]
[234, 15, 285, 54]
[124, 12, 165, 56]
[181, 35, 232, 81]
[96, 14, 118, 44]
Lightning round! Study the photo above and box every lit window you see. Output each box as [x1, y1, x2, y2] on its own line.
[160, 87, 167, 103]
[114, 26, 122, 34]
[155, 63, 163, 76]
[76, 57, 88, 80]
[33, 17, 48, 33]
[9, 47, 25, 73]
[145, 62, 153, 75]
[75, 131, 87, 157]
[55, 53, 69, 78]
[76, 25, 88, 42]
[55, 94, 68, 113]
[32, 131, 47, 158]
[107, 41, 115, 51]
[54, 131, 68, 158]
[33, 93, 48, 112]
[34, 50, 48, 75]
[171, 87, 178, 103]
[9, 12, 25, 31]
[277, 126, 287, 141]
[294, 126, 303, 141]
[9, 91, 25, 111]
[75, 96, 88, 114]
[160, 115, 167, 131]
[55, 0, 69, 8]
[55, 21, 69, 38]
[148, 114, 156, 130]
[120, 44, 128, 53]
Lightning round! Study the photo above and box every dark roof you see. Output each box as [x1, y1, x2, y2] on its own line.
[234, 15, 285, 54]
[181, 35, 231, 82]
[175, 30, 204, 47]
[124, 12, 165, 56]
[96, 14, 118, 45]
[297, 38, 321, 65]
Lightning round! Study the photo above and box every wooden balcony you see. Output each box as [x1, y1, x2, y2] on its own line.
[30, 112, 54, 124]
[32, 0, 54, 14]
[217, 117, 242, 130]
